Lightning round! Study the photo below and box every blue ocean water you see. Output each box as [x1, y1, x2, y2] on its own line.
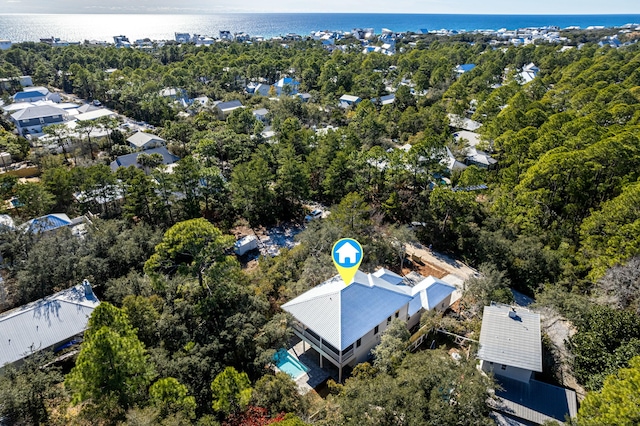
[1, 13, 639, 43]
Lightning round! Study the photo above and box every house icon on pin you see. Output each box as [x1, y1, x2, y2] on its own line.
[335, 242, 360, 265]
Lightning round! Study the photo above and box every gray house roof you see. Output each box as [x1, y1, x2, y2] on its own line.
[110, 146, 180, 171]
[340, 94, 361, 103]
[127, 131, 166, 149]
[0, 282, 100, 368]
[477, 304, 542, 372]
[11, 105, 67, 121]
[407, 276, 456, 315]
[216, 100, 244, 112]
[491, 375, 578, 424]
[282, 270, 413, 351]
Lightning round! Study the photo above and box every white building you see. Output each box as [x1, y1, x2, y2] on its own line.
[175, 32, 191, 43]
[453, 130, 497, 169]
[478, 304, 542, 382]
[518, 63, 540, 84]
[0, 281, 100, 370]
[127, 131, 166, 151]
[12, 86, 61, 103]
[282, 269, 455, 381]
[339, 94, 362, 108]
[478, 303, 578, 425]
[214, 100, 244, 119]
[10, 104, 69, 135]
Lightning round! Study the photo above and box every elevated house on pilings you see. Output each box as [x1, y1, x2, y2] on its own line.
[281, 269, 456, 382]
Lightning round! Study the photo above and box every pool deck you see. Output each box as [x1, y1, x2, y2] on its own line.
[288, 338, 337, 394]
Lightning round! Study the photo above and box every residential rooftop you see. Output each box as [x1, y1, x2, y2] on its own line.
[0, 281, 100, 369]
[282, 269, 455, 351]
[477, 303, 543, 373]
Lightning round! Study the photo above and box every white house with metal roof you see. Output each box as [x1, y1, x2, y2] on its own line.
[0, 281, 100, 370]
[478, 303, 542, 382]
[453, 130, 498, 169]
[478, 303, 578, 424]
[127, 131, 167, 151]
[518, 63, 540, 85]
[339, 94, 362, 108]
[282, 269, 455, 381]
[73, 108, 116, 123]
[11, 86, 61, 103]
[214, 100, 244, 120]
[10, 104, 69, 135]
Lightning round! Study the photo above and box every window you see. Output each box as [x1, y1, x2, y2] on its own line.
[395, 311, 399, 318]
[356, 338, 361, 348]
[374, 325, 379, 335]
[501, 364, 507, 370]
[323, 341, 339, 356]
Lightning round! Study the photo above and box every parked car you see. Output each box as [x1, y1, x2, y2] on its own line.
[305, 209, 323, 222]
[92, 100, 102, 107]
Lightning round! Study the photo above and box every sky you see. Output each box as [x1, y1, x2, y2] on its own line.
[3, 0, 640, 14]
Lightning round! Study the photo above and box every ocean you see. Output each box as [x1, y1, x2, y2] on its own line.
[1, 13, 640, 43]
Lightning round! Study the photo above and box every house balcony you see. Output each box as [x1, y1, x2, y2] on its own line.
[291, 321, 355, 366]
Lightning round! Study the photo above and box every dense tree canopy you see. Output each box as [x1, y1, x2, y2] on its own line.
[1, 27, 640, 425]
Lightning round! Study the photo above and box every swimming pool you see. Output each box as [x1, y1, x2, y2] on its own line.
[274, 349, 309, 380]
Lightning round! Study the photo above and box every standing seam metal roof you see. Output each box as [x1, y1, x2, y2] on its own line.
[127, 131, 166, 148]
[22, 213, 72, 233]
[282, 270, 414, 350]
[10, 105, 67, 121]
[0, 283, 100, 368]
[477, 304, 542, 372]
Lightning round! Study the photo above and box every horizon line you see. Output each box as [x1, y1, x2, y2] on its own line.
[2, 12, 640, 16]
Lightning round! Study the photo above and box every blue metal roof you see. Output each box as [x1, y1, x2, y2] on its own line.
[342, 283, 411, 349]
[276, 77, 299, 86]
[408, 278, 456, 315]
[24, 213, 72, 233]
[494, 376, 578, 423]
[282, 271, 413, 350]
[457, 64, 476, 72]
[373, 268, 404, 285]
[12, 87, 49, 101]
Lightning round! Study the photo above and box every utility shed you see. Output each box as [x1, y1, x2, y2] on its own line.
[0, 281, 100, 370]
